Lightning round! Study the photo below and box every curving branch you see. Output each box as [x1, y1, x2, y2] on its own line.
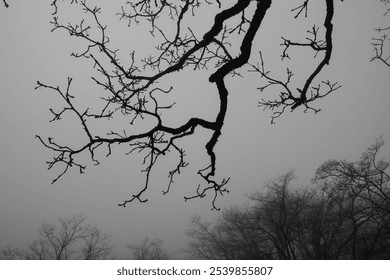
[250, 0, 340, 123]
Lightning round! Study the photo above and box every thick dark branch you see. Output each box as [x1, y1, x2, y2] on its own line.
[183, 0, 272, 208]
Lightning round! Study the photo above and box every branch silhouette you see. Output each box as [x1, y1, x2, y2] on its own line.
[35, 0, 341, 209]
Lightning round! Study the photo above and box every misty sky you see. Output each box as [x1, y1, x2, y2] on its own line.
[1, 0, 389, 258]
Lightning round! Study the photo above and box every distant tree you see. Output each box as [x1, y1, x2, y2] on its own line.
[372, 0, 390, 68]
[186, 215, 229, 259]
[248, 170, 315, 259]
[127, 237, 170, 260]
[0, 245, 25, 260]
[186, 139, 390, 259]
[313, 137, 390, 259]
[0, 215, 112, 260]
[31, 0, 341, 209]
[186, 208, 273, 259]
[314, 137, 390, 214]
[186, 171, 312, 259]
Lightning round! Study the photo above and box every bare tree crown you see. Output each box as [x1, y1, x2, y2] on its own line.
[29, 0, 342, 209]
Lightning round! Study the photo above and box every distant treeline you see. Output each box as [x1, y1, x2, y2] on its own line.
[2, 138, 389, 260]
[186, 138, 390, 259]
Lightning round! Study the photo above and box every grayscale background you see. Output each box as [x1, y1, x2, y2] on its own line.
[0, 0, 389, 258]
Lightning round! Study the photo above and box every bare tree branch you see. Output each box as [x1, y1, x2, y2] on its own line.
[128, 237, 170, 260]
[372, 0, 390, 68]
[1, 215, 112, 260]
[34, 0, 341, 209]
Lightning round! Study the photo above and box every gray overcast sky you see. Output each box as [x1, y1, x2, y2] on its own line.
[0, 0, 389, 258]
